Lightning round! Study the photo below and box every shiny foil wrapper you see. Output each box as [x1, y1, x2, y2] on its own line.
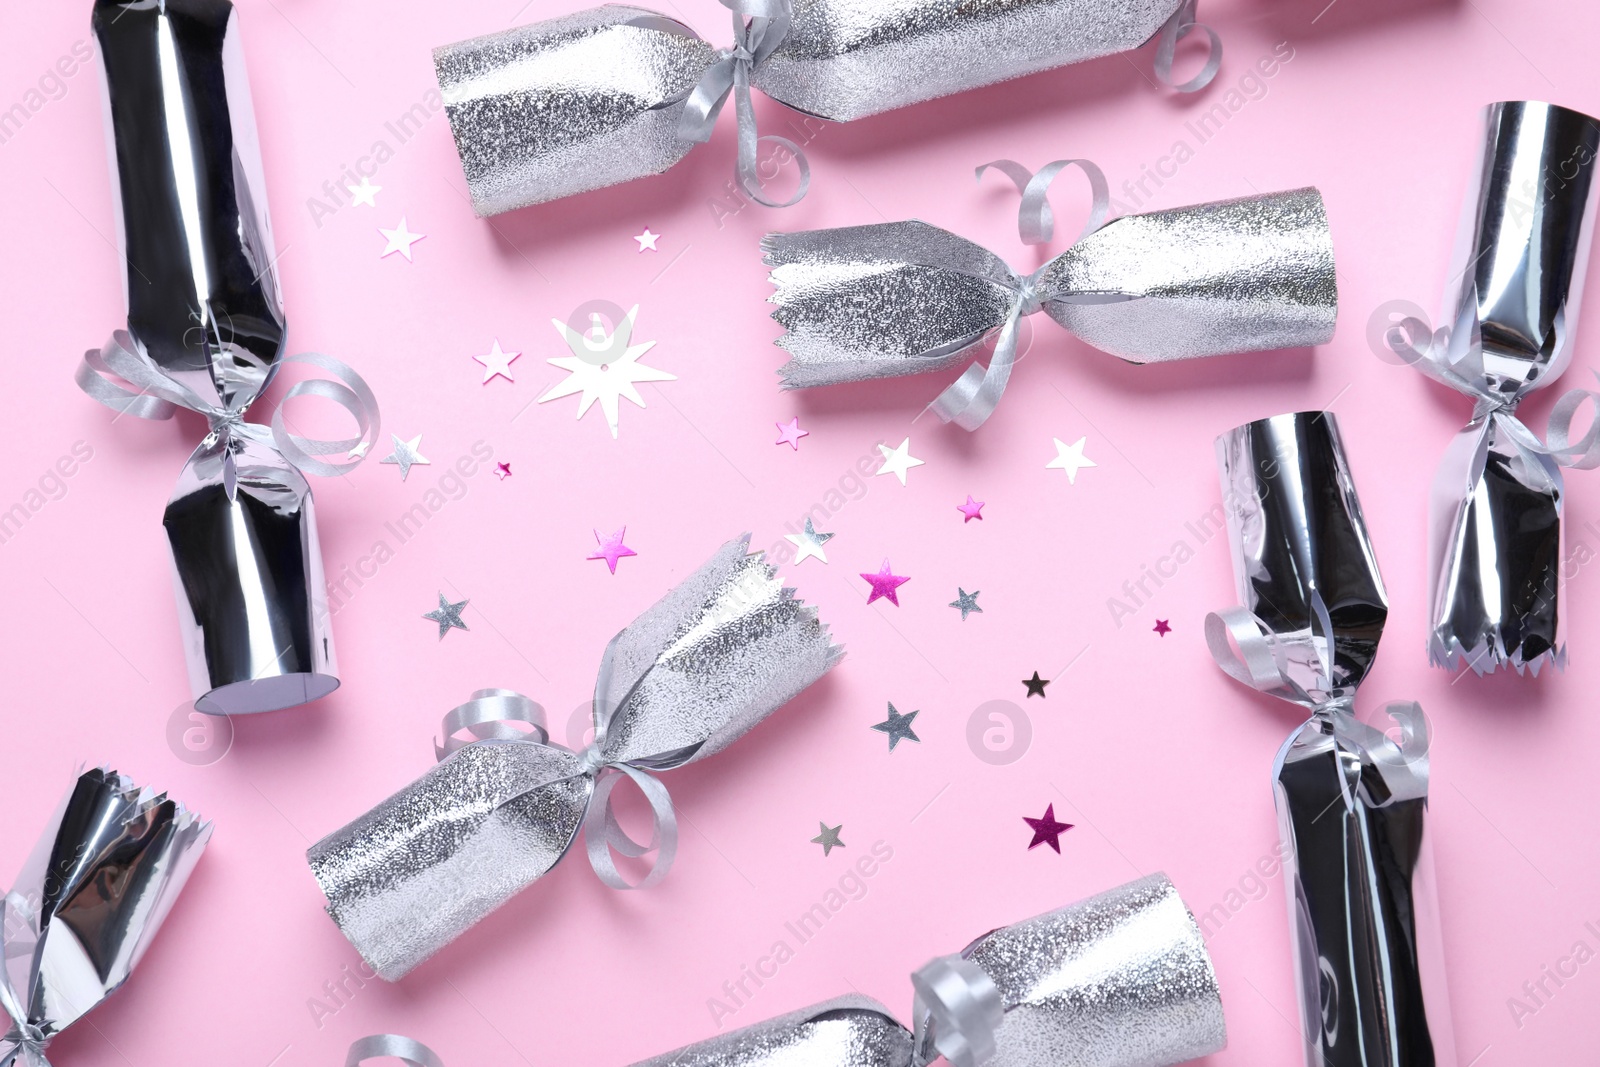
[1418, 101, 1600, 674]
[434, 0, 1190, 215]
[307, 537, 843, 981]
[1, 769, 211, 1066]
[93, 0, 339, 715]
[632, 874, 1224, 1067]
[765, 188, 1336, 389]
[1214, 412, 1455, 1067]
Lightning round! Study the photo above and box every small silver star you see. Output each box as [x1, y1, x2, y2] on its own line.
[423, 593, 469, 639]
[381, 433, 431, 481]
[871, 702, 920, 751]
[785, 517, 835, 565]
[811, 821, 845, 856]
[949, 588, 983, 620]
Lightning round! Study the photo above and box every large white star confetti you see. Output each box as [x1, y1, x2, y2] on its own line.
[474, 339, 521, 384]
[786, 518, 834, 564]
[1046, 436, 1097, 483]
[379, 217, 425, 261]
[875, 437, 925, 485]
[539, 306, 675, 438]
[381, 433, 431, 480]
[348, 176, 381, 207]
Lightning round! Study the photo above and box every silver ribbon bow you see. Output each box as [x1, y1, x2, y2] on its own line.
[909, 956, 1004, 1067]
[677, 0, 810, 208]
[77, 330, 381, 486]
[347, 1036, 443, 1067]
[1152, 0, 1222, 93]
[435, 689, 679, 890]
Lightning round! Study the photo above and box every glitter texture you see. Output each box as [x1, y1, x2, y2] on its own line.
[631, 997, 914, 1067]
[433, 7, 714, 215]
[755, 0, 1181, 121]
[764, 188, 1336, 389]
[956, 874, 1225, 1067]
[307, 536, 842, 981]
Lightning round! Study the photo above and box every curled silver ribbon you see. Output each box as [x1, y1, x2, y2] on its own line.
[347, 1035, 443, 1067]
[1152, 0, 1222, 93]
[910, 955, 1003, 1067]
[434, 688, 679, 890]
[676, 0, 810, 208]
[934, 158, 1124, 429]
[76, 330, 381, 480]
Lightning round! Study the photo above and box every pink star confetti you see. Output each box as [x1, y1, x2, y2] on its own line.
[775, 417, 809, 450]
[957, 495, 985, 522]
[859, 559, 910, 606]
[494, 462, 513, 480]
[1023, 803, 1074, 853]
[587, 527, 637, 574]
[1154, 619, 1171, 636]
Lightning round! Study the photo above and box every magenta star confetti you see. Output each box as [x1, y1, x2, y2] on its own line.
[494, 462, 512, 480]
[1023, 803, 1074, 853]
[587, 527, 637, 574]
[1154, 619, 1171, 636]
[775, 417, 809, 450]
[859, 559, 910, 606]
[957, 495, 986, 522]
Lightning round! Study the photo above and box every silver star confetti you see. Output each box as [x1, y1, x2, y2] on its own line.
[870, 702, 920, 751]
[785, 517, 834, 565]
[423, 593, 469, 639]
[810, 821, 844, 856]
[950, 587, 983, 620]
[381, 433, 431, 481]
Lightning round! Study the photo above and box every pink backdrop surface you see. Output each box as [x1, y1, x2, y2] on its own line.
[1, 0, 1597, 1063]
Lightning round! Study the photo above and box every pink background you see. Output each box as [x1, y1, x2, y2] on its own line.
[2, 0, 1597, 1063]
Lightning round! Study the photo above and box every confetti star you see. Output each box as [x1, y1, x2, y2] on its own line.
[423, 594, 469, 639]
[540, 306, 675, 438]
[1046, 436, 1097, 483]
[786, 517, 834, 564]
[380, 433, 431, 481]
[1023, 803, 1074, 853]
[494, 462, 513, 480]
[587, 527, 637, 574]
[634, 227, 661, 252]
[860, 559, 910, 606]
[378, 217, 425, 261]
[870, 703, 920, 751]
[473, 340, 521, 384]
[775, 417, 809, 450]
[1022, 671, 1049, 698]
[949, 588, 983, 620]
[875, 437, 924, 485]
[811, 821, 845, 856]
[1154, 619, 1172, 636]
[957, 495, 986, 522]
[347, 176, 381, 207]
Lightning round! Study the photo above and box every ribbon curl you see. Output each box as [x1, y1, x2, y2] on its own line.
[347, 1036, 444, 1067]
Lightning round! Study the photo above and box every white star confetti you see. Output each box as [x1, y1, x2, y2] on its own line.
[474, 340, 521, 384]
[785, 518, 834, 565]
[379, 217, 425, 261]
[1046, 436, 1097, 484]
[538, 305, 675, 438]
[875, 437, 925, 485]
[634, 228, 661, 252]
[348, 176, 381, 207]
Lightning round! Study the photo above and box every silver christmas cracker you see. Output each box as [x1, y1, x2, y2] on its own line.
[1402, 101, 1600, 675]
[307, 537, 842, 981]
[1208, 412, 1456, 1067]
[80, 0, 379, 716]
[433, 0, 1220, 216]
[631, 874, 1225, 1067]
[1, 769, 211, 1067]
[765, 186, 1336, 428]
